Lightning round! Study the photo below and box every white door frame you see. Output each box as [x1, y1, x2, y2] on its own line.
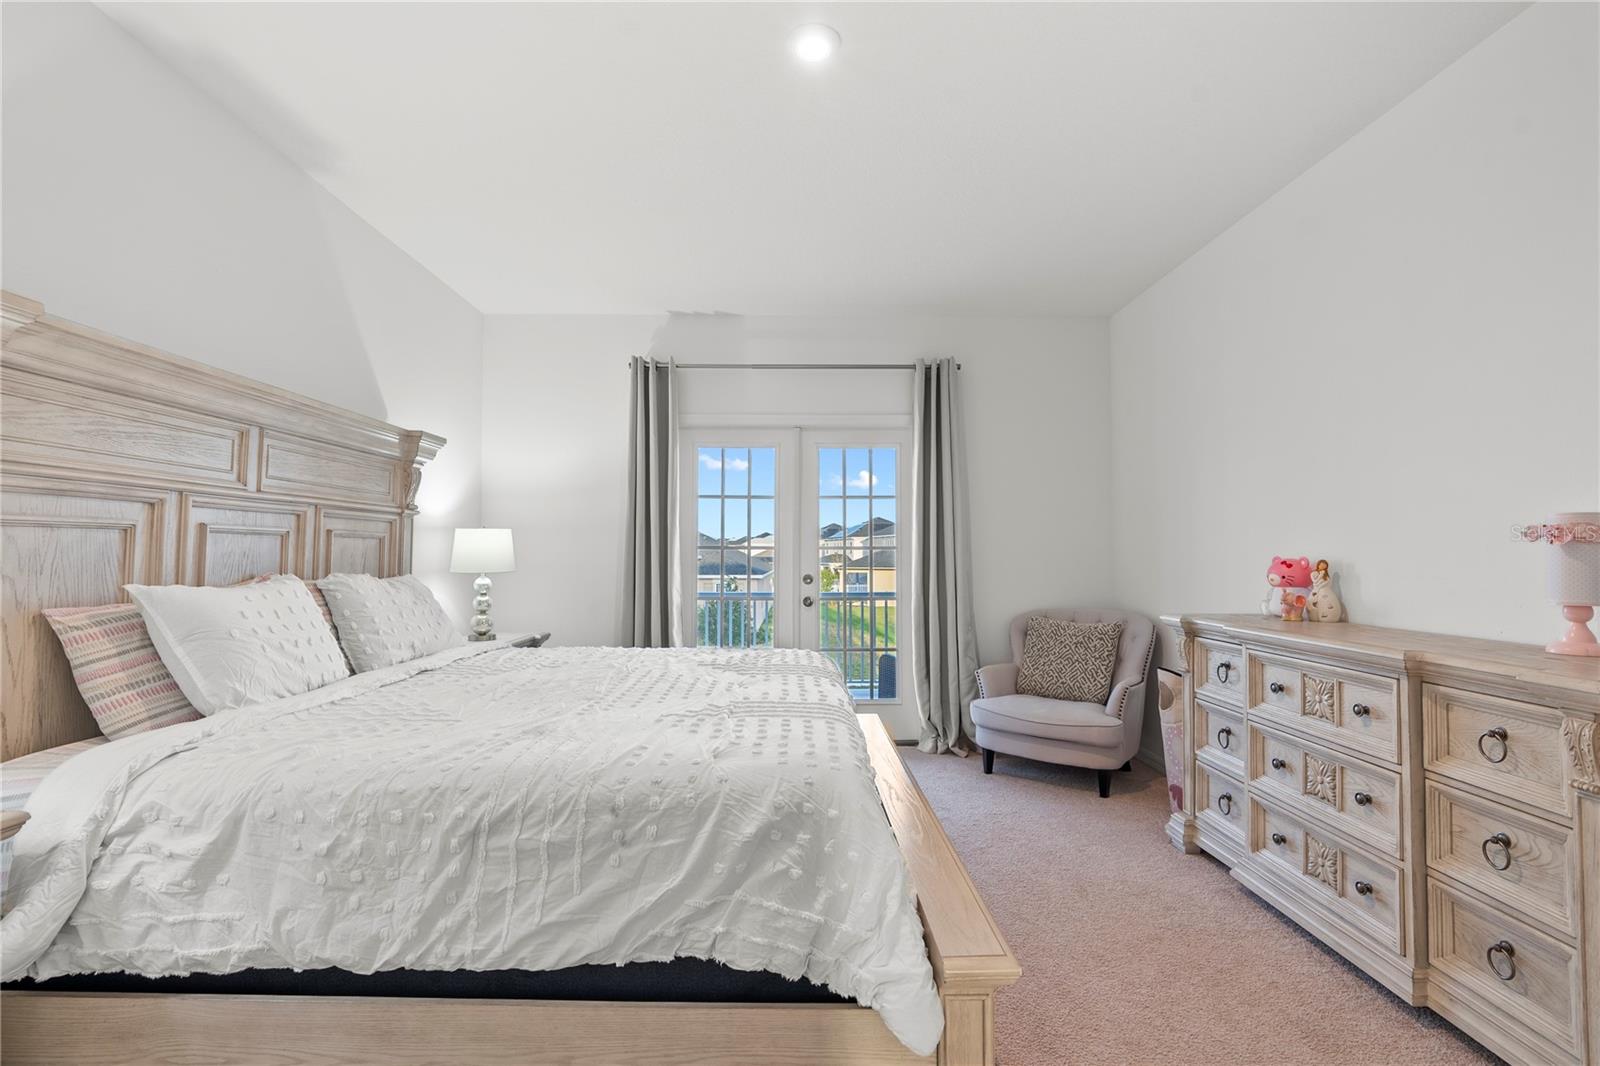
[678, 420, 911, 706]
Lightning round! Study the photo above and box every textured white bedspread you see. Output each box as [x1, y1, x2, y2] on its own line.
[1, 644, 942, 1053]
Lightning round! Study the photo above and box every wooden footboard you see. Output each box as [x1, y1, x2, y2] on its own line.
[859, 713, 1021, 1066]
[0, 717, 1017, 1066]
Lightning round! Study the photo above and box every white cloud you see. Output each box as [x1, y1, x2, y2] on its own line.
[700, 454, 749, 471]
[847, 469, 878, 490]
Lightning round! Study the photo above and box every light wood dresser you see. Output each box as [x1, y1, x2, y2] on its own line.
[1163, 615, 1600, 1066]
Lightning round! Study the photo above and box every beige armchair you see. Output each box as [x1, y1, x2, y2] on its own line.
[972, 609, 1156, 797]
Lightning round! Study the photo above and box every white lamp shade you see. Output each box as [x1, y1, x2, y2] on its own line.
[1547, 513, 1600, 606]
[450, 528, 515, 574]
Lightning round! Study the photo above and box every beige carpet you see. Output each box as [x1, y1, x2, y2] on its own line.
[901, 749, 1498, 1066]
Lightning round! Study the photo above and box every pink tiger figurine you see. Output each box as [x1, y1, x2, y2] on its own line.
[1261, 556, 1312, 621]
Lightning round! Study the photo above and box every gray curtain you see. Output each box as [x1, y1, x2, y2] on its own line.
[622, 357, 679, 647]
[911, 358, 979, 754]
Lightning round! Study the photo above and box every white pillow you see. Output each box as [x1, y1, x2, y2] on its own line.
[125, 574, 351, 715]
[316, 573, 463, 673]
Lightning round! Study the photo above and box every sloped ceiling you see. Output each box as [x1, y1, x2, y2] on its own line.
[102, 2, 1525, 316]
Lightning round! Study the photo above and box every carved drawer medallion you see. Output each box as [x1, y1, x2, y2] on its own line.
[1303, 676, 1337, 722]
[1303, 754, 1339, 806]
[1305, 832, 1341, 889]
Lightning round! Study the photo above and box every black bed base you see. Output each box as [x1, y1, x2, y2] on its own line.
[6, 958, 848, 1004]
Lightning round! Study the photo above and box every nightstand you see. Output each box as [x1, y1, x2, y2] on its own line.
[508, 632, 551, 648]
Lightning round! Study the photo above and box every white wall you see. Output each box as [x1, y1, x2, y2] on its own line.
[10, 2, 1592, 755]
[481, 314, 1111, 739]
[1, 2, 484, 619]
[1110, 3, 1600, 758]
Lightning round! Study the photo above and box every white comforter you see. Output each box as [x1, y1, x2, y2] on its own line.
[2, 644, 942, 1054]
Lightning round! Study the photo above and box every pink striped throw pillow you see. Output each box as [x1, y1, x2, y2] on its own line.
[42, 604, 200, 739]
[44, 576, 347, 740]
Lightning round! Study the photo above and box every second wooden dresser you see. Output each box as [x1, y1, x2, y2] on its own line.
[1163, 615, 1600, 1066]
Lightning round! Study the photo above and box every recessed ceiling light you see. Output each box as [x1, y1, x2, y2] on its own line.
[791, 24, 841, 64]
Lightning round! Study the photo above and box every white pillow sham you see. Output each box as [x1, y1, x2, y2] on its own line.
[316, 573, 463, 673]
[125, 574, 351, 715]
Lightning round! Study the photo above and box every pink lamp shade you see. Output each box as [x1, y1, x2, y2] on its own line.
[1538, 512, 1600, 657]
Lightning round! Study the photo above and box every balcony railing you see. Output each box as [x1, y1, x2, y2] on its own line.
[694, 590, 897, 700]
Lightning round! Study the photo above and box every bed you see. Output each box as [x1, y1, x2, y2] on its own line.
[0, 292, 1019, 1065]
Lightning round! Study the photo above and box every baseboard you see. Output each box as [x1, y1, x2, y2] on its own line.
[1136, 745, 1163, 773]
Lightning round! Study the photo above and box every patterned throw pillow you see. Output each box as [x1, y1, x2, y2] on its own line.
[44, 575, 347, 739]
[43, 604, 204, 739]
[317, 573, 463, 673]
[126, 574, 351, 715]
[1015, 617, 1123, 704]
[243, 574, 351, 671]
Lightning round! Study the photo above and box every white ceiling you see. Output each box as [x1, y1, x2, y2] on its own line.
[100, 2, 1525, 317]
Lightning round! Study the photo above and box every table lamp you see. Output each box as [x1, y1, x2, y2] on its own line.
[1516, 512, 1600, 657]
[450, 528, 515, 641]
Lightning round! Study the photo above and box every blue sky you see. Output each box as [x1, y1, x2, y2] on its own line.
[697, 446, 897, 541]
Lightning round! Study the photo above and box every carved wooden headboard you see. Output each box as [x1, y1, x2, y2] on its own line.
[0, 292, 445, 761]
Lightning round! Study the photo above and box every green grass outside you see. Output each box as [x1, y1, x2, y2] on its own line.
[818, 600, 896, 650]
[694, 598, 898, 688]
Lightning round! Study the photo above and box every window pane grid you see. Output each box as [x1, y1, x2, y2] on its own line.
[818, 445, 896, 700]
[697, 446, 776, 650]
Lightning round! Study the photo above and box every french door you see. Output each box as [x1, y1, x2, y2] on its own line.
[681, 426, 907, 703]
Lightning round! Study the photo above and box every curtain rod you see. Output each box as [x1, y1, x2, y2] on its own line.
[632, 362, 961, 371]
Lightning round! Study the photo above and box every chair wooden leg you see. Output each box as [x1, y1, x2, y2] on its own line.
[982, 748, 994, 775]
[1119, 760, 1133, 772]
[1097, 769, 1111, 798]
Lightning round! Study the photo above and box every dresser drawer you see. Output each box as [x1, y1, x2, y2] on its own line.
[1195, 699, 1244, 778]
[1251, 798, 1404, 954]
[1194, 639, 1245, 708]
[1250, 724, 1402, 859]
[1194, 765, 1246, 855]
[1249, 652, 1399, 764]
[1422, 685, 1571, 821]
[1427, 879, 1583, 1062]
[1425, 782, 1578, 940]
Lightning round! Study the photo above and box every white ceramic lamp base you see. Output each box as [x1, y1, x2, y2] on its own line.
[1547, 604, 1600, 657]
[469, 573, 496, 641]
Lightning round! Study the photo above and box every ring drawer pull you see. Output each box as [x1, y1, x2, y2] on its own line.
[1215, 661, 1233, 684]
[1353, 791, 1372, 807]
[1354, 880, 1373, 896]
[1478, 727, 1509, 763]
[1482, 832, 1513, 871]
[1216, 793, 1234, 816]
[1217, 726, 1233, 750]
[1271, 832, 1287, 846]
[1486, 940, 1516, 981]
[1268, 681, 1286, 695]
[1270, 757, 1288, 770]
[1350, 703, 1372, 718]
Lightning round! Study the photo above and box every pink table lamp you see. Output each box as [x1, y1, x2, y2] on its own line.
[1518, 512, 1600, 657]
